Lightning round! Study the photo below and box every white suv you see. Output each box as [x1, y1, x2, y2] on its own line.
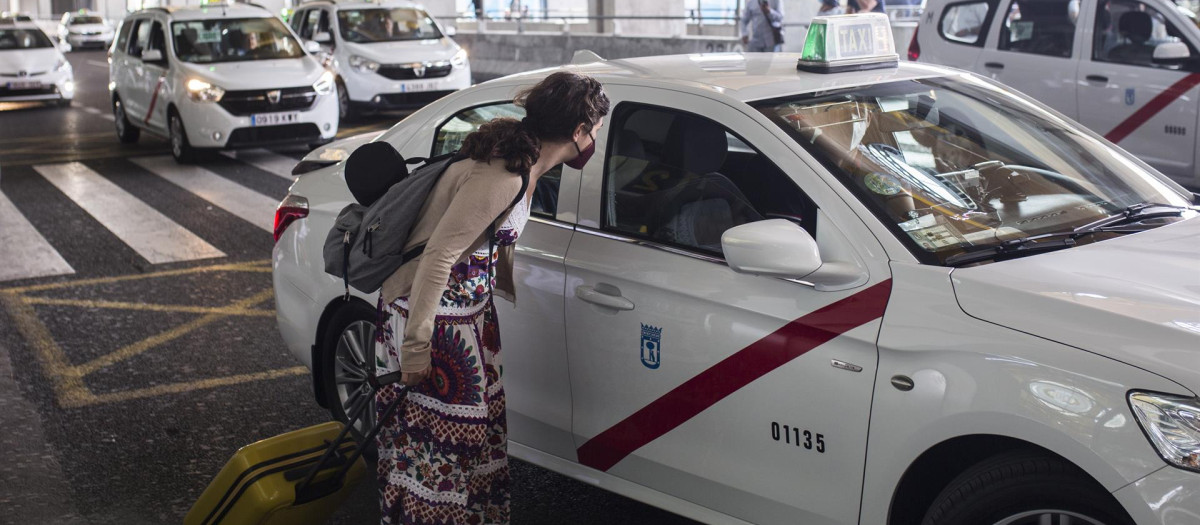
[288, 0, 469, 119]
[58, 10, 113, 51]
[0, 20, 74, 106]
[109, 3, 338, 163]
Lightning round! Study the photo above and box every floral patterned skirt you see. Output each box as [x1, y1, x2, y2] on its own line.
[375, 295, 509, 525]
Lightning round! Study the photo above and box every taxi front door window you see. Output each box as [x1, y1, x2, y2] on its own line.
[999, 0, 1078, 57]
[1094, 0, 1193, 68]
[602, 103, 817, 256]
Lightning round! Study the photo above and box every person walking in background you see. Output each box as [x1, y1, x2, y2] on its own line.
[848, 0, 887, 14]
[818, 0, 845, 16]
[741, 0, 785, 52]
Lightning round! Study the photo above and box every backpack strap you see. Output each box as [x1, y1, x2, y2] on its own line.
[486, 170, 530, 296]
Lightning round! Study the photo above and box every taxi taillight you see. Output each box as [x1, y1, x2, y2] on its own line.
[907, 26, 921, 61]
[273, 194, 309, 244]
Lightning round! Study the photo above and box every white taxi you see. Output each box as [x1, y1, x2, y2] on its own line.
[108, 3, 338, 163]
[58, 10, 114, 51]
[0, 20, 74, 106]
[288, 0, 470, 119]
[273, 14, 1200, 524]
[913, 0, 1200, 189]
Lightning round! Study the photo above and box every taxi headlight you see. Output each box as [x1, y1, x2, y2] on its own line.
[1129, 392, 1200, 472]
[186, 78, 224, 103]
[451, 48, 467, 67]
[313, 70, 335, 96]
[348, 54, 379, 73]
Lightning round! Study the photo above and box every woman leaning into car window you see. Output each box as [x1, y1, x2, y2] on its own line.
[374, 71, 609, 525]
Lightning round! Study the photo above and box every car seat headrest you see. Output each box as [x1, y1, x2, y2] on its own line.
[1119, 11, 1152, 44]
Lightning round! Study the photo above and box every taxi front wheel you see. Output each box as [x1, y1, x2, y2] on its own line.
[112, 96, 139, 144]
[921, 450, 1133, 525]
[168, 111, 203, 164]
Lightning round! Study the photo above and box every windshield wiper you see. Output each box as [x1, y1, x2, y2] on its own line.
[943, 237, 1079, 266]
[1073, 202, 1193, 232]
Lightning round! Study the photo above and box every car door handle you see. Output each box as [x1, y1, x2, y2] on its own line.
[984, 61, 1004, 70]
[575, 284, 634, 311]
[1085, 75, 1109, 83]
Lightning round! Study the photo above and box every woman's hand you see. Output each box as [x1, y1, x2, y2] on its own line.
[400, 364, 432, 386]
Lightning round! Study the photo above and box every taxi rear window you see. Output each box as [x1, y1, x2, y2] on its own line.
[754, 77, 1193, 266]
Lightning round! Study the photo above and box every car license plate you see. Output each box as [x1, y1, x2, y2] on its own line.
[400, 82, 435, 93]
[7, 81, 43, 90]
[250, 112, 300, 126]
[836, 23, 875, 59]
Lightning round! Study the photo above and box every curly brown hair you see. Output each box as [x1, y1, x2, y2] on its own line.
[459, 71, 610, 174]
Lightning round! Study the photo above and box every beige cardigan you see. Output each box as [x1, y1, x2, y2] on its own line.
[380, 158, 525, 373]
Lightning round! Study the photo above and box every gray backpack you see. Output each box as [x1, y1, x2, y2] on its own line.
[322, 143, 526, 297]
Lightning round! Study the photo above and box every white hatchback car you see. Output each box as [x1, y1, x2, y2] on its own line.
[58, 10, 113, 51]
[913, 0, 1200, 189]
[0, 20, 74, 106]
[109, 3, 338, 163]
[273, 16, 1200, 525]
[288, 0, 470, 119]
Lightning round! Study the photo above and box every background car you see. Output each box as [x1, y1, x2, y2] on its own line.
[272, 22, 1199, 524]
[108, 3, 338, 163]
[913, 0, 1200, 189]
[289, 0, 470, 119]
[57, 10, 113, 51]
[0, 20, 74, 106]
[1, 12, 34, 23]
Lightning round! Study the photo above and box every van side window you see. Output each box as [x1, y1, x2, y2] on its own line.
[115, 18, 134, 53]
[1093, 0, 1192, 69]
[998, 0, 1077, 58]
[127, 19, 151, 57]
[290, 9, 306, 33]
[147, 22, 166, 55]
[298, 9, 321, 40]
[940, 1, 992, 45]
[602, 103, 817, 256]
[432, 103, 564, 220]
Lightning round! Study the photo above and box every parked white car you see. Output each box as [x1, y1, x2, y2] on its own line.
[0, 20, 74, 106]
[58, 10, 113, 51]
[288, 0, 470, 119]
[109, 3, 338, 163]
[913, 0, 1200, 189]
[274, 16, 1200, 525]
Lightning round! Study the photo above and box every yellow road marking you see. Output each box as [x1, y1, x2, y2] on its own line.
[20, 296, 275, 317]
[0, 291, 97, 407]
[67, 366, 308, 408]
[1, 259, 271, 294]
[71, 288, 276, 377]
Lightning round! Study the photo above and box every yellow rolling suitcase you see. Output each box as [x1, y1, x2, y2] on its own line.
[186, 375, 406, 525]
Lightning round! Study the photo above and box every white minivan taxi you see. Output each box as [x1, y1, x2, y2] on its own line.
[273, 15, 1200, 525]
[913, 0, 1200, 189]
[288, 0, 469, 119]
[58, 10, 114, 51]
[109, 3, 338, 163]
[0, 20, 74, 106]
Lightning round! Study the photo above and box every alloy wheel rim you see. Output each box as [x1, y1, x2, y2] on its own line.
[335, 319, 376, 433]
[114, 101, 125, 135]
[170, 117, 182, 158]
[993, 510, 1106, 525]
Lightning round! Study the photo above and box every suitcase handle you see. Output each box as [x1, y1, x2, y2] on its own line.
[295, 372, 407, 504]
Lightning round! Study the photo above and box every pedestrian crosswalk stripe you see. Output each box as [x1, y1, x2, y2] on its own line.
[32, 162, 227, 264]
[131, 156, 278, 233]
[219, 149, 300, 180]
[0, 192, 75, 282]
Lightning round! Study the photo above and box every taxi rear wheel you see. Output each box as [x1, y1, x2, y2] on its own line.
[921, 450, 1133, 525]
[112, 97, 140, 144]
[320, 302, 377, 439]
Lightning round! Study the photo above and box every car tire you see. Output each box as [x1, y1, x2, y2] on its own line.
[113, 96, 140, 144]
[320, 301, 378, 442]
[56, 98, 71, 108]
[336, 77, 353, 121]
[921, 450, 1134, 525]
[168, 110, 200, 164]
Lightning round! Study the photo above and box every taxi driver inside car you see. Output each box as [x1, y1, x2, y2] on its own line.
[787, 13, 1194, 268]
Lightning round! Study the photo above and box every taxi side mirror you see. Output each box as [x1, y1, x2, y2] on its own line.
[141, 49, 164, 64]
[1153, 42, 1191, 65]
[722, 219, 822, 279]
[304, 40, 321, 53]
[444, 25, 457, 37]
[312, 31, 331, 43]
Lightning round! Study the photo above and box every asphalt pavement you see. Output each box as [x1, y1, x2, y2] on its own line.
[0, 50, 698, 525]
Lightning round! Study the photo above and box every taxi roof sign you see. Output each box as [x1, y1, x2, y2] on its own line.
[797, 14, 898, 73]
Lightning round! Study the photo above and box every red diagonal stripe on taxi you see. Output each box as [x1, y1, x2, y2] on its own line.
[1105, 73, 1200, 144]
[576, 279, 893, 472]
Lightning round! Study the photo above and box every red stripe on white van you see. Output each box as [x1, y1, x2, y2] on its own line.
[575, 279, 893, 473]
[144, 76, 165, 125]
[1105, 73, 1200, 144]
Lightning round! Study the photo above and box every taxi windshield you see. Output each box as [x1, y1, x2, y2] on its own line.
[756, 75, 1195, 266]
[337, 8, 442, 43]
[0, 27, 53, 49]
[171, 17, 304, 63]
[69, 16, 103, 25]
